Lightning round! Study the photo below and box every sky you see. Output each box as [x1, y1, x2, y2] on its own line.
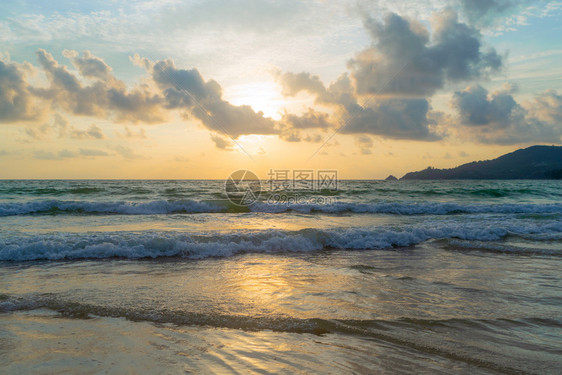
[0, 0, 561, 179]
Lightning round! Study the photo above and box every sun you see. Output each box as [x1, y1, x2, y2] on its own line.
[223, 81, 286, 120]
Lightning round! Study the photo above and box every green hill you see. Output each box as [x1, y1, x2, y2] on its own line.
[401, 146, 562, 180]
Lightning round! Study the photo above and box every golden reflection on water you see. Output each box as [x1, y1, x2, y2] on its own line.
[225, 257, 296, 314]
[213, 253, 372, 319]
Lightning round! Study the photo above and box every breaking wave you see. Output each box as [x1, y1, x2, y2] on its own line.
[1, 199, 562, 216]
[1, 220, 560, 261]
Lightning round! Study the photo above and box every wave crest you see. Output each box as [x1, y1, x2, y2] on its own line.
[1, 221, 560, 261]
[1, 199, 562, 216]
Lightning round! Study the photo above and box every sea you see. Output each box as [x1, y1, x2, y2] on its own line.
[0, 179, 561, 374]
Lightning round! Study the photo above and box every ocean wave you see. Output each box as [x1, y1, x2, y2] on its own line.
[1, 199, 562, 216]
[441, 239, 562, 256]
[0, 199, 224, 216]
[2, 294, 560, 334]
[249, 201, 562, 215]
[2, 295, 555, 373]
[1, 220, 560, 261]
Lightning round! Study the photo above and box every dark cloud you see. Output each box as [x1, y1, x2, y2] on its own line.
[275, 9, 499, 141]
[453, 84, 521, 126]
[277, 71, 327, 99]
[452, 85, 562, 144]
[281, 108, 332, 129]
[4, 50, 280, 141]
[277, 72, 441, 140]
[0, 59, 43, 122]
[152, 59, 221, 108]
[341, 98, 440, 140]
[351, 10, 502, 97]
[276, 125, 325, 143]
[65, 50, 112, 81]
[277, 71, 355, 108]
[150, 59, 278, 137]
[34, 49, 166, 123]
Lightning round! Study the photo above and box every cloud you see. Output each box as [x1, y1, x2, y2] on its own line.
[112, 145, 147, 159]
[275, 9, 500, 141]
[150, 59, 279, 137]
[24, 113, 67, 139]
[280, 108, 333, 129]
[161, 0, 306, 33]
[527, 89, 562, 124]
[70, 124, 105, 139]
[4, 50, 282, 143]
[452, 85, 562, 144]
[277, 77, 441, 140]
[453, 84, 522, 126]
[0, 58, 44, 122]
[33, 49, 166, 123]
[279, 131, 302, 142]
[34, 149, 76, 160]
[341, 98, 440, 140]
[22, 113, 105, 140]
[24, 123, 51, 140]
[276, 71, 327, 99]
[2, 4, 539, 150]
[276, 71, 355, 107]
[116, 126, 147, 139]
[354, 134, 374, 154]
[351, 9, 502, 97]
[210, 134, 234, 150]
[304, 134, 323, 143]
[277, 70, 440, 140]
[79, 148, 109, 156]
[457, 0, 536, 27]
[52, 113, 70, 137]
[65, 50, 113, 81]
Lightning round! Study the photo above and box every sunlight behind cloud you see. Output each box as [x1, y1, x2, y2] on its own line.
[224, 81, 286, 120]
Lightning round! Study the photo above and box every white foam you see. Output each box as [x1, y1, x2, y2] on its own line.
[0, 199, 223, 216]
[1, 199, 562, 216]
[250, 201, 562, 215]
[1, 219, 560, 261]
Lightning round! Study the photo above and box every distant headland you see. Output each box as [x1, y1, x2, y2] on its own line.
[397, 145, 562, 180]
